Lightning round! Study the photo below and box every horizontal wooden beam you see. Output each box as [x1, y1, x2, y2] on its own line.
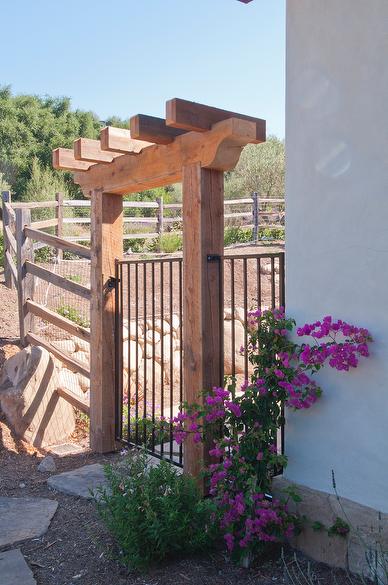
[4, 225, 17, 254]
[74, 138, 123, 164]
[25, 300, 90, 342]
[100, 126, 152, 154]
[53, 148, 96, 172]
[129, 114, 186, 145]
[25, 261, 91, 300]
[74, 117, 257, 195]
[27, 331, 90, 379]
[12, 200, 58, 209]
[57, 387, 90, 415]
[166, 98, 266, 143]
[31, 218, 59, 230]
[24, 227, 91, 259]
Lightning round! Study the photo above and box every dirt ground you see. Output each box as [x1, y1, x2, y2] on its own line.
[0, 258, 368, 585]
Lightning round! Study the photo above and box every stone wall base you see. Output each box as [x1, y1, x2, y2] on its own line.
[273, 477, 388, 583]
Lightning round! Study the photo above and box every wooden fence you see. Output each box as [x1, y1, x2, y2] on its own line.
[2, 194, 90, 416]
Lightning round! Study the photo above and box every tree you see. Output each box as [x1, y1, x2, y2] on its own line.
[0, 86, 101, 198]
[225, 136, 285, 199]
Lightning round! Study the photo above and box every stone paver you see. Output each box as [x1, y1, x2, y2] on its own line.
[0, 549, 36, 585]
[0, 497, 58, 548]
[48, 443, 86, 456]
[47, 463, 107, 499]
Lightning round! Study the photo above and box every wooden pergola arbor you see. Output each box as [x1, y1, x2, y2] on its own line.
[53, 98, 266, 474]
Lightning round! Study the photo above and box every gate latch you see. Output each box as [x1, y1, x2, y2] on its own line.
[207, 254, 221, 262]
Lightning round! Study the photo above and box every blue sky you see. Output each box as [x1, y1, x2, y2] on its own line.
[1, 0, 285, 137]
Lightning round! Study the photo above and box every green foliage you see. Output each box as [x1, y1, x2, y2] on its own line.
[97, 452, 218, 570]
[56, 304, 89, 327]
[225, 136, 285, 199]
[328, 517, 350, 538]
[0, 86, 100, 197]
[122, 413, 170, 449]
[224, 226, 252, 247]
[66, 274, 82, 283]
[147, 233, 183, 254]
[34, 246, 54, 263]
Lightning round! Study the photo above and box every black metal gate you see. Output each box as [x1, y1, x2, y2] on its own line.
[115, 251, 285, 466]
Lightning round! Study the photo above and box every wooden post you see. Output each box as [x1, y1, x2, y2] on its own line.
[90, 189, 123, 452]
[252, 191, 259, 244]
[15, 208, 34, 346]
[156, 195, 164, 252]
[55, 192, 63, 260]
[182, 163, 224, 481]
[2, 191, 13, 289]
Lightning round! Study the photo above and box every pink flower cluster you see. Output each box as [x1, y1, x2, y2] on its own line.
[221, 493, 295, 552]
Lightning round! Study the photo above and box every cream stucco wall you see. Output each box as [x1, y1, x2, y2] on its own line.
[285, 0, 388, 512]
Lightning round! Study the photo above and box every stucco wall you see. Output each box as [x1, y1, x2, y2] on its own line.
[285, 0, 388, 512]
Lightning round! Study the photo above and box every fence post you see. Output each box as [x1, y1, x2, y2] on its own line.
[55, 192, 63, 260]
[2, 191, 13, 289]
[15, 208, 34, 346]
[90, 189, 123, 453]
[182, 163, 224, 487]
[252, 191, 259, 244]
[156, 195, 164, 252]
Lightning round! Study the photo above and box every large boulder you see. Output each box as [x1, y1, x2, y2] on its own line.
[224, 319, 246, 375]
[0, 346, 75, 448]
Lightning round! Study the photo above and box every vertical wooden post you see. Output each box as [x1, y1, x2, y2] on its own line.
[55, 192, 63, 261]
[2, 191, 13, 289]
[90, 189, 123, 453]
[15, 208, 34, 346]
[252, 191, 259, 244]
[156, 195, 164, 252]
[182, 163, 224, 481]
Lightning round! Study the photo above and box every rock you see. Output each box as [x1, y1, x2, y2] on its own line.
[0, 549, 36, 585]
[72, 351, 89, 366]
[164, 350, 182, 384]
[224, 320, 246, 375]
[123, 340, 143, 372]
[145, 330, 160, 344]
[154, 319, 170, 335]
[123, 320, 143, 342]
[234, 306, 246, 325]
[0, 347, 75, 448]
[170, 314, 180, 332]
[153, 335, 176, 363]
[47, 463, 108, 499]
[57, 368, 84, 398]
[74, 338, 90, 354]
[51, 339, 76, 355]
[224, 307, 233, 320]
[38, 455, 56, 473]
[77, 373, 90, 393]
[0, 497, 58, 547]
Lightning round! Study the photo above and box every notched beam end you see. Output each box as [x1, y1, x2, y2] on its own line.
[53, 148, 95, 172]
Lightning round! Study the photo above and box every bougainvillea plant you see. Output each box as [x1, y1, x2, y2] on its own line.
[172, 308, 372, 565]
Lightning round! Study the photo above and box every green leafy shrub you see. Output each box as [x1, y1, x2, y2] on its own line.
[147, 233, 182, 254]
[97, 452, 218, 570]
[224, 225, 252, 246]
[56, 304, 89, 327]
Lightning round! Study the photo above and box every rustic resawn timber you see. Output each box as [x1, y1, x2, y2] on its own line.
[52, 98, 266, 479]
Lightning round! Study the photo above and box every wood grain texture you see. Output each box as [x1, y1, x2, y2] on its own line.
[26, 300, 90, 342]
[129, 114, 185, 145]
[182, 163, 224, 483]
[16, 208, 35, 345]
[25, 261, 91, 300]
[27, 332, 90, 379]
[100, 126, 152, 154]
[24, 227, 91, 259]
[74, 138, 123, 163]
[166, 98, 266, 143]
[53, 148, 96, 171]
[74, 117, 257, 196]
[89, 190, 123, 453]
[57, 387, 90, 415]
[2, 191, 13, 289]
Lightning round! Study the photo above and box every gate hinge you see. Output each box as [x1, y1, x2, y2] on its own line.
[106, 276, 119, 290]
